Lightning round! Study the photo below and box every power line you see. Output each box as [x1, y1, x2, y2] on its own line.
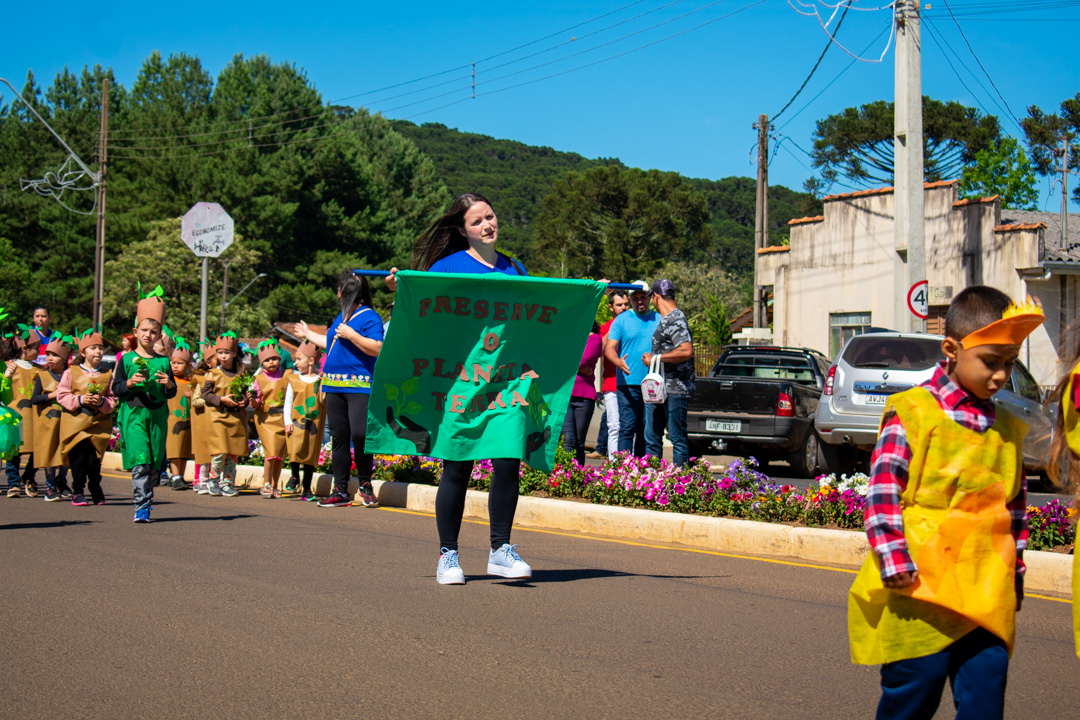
[771, 3, 850, 122]
[939, 0, 1023, 128]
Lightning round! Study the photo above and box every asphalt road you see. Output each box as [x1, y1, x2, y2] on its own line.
[1, 471, 1075, 719]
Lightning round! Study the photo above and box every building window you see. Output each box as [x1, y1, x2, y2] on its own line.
[830, 312, 872, 359]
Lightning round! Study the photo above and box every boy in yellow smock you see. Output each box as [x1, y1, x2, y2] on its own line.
[848, 286, 1044, 720]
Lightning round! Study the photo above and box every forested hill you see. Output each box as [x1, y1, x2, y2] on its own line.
[392, 120, 813, 277]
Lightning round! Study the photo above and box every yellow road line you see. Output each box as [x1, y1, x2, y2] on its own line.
[97, 475, 1075, 604]
[379, 507, 1074, 603]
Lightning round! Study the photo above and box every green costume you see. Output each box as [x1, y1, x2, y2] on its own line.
[114, 352, 174, 470]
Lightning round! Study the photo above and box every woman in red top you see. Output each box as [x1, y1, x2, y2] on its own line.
[563, 322, 603, 465]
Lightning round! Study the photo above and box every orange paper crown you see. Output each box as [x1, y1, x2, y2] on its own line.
[45, 335, 72, 361]
[76, 330, 104, 353]
[960, 295, 1045, 348]
[215, 331, 239, 353]
[297, 340, 321, 360]
[256, 339, 281, 363]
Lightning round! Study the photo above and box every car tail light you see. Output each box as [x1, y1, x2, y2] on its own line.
[777, 391, 794, 417]
[823, 365, 837, 396]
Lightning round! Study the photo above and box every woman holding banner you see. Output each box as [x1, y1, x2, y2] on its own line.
[294, 270, 384, 509]
[387, 192, 533, 585]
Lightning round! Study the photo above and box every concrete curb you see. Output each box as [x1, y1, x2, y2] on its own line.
[100, 452, 1073, 596]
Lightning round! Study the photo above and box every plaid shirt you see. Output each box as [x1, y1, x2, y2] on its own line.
[865, 361, 1027, 590]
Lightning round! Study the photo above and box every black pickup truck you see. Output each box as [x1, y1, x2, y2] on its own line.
[687, 346, 831, 477]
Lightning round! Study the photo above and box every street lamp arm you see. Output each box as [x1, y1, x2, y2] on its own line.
[224, 273, 268, 309]
[0, 77, 99, 182]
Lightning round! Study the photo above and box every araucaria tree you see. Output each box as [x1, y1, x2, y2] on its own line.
[1022, 92, 1080, 205]
[810, 98, 1000, 188]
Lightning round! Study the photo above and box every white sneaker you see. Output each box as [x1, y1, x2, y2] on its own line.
[487, 544, 532, 579]
[436, 548, 465, 585]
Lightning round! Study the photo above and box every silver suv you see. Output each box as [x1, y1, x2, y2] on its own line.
[815, 332, 1051, 474]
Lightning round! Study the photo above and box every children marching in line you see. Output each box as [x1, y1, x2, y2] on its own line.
[848, 287, 1044, 719]
[284, 340, 325, 502]
[250, 339, 291, 499]
[4, 325, 41, 497]
[32, 334, 73, 501]
[110, 288, 177, 523]
[56, 328, 116, 506]
[200, 332, 249, 497]
[166, 338, 195, 491]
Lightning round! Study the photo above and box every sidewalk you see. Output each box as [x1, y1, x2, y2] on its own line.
[100, 452, 1074, 596]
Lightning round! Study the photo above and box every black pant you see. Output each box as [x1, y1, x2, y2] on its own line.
[325, 392, 373, 495]
[68, 439, 103, 501]
[289, 462, 315, 491]
[562, 396, 595, 465]
[436, 459, 520, 551]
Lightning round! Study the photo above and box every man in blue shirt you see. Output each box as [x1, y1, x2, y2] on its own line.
[603, 281, 660, 457]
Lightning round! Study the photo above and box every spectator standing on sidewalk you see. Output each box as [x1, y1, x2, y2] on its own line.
[642, 279, 695, 467]
[604, 281, 659, 458]
[591, 290, 630, 459]
[31, 305, 52, 365]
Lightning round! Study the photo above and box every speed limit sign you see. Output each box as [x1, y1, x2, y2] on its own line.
[907, 280, 929, 319]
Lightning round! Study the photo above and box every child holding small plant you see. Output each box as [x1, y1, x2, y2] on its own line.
[111, 288, 177, 523]
[249, 339, 292, 499]
[200, 332, 250, 497]
[56, 328, 116, 506]
[32, 333, 74, 501]
[284, 340, 325, 501]
[3, 325, 42, 497]
[165, 338, 195, 491]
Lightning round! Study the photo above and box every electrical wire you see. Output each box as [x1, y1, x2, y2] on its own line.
[939, 0, 1022, 128]
[787, 0, 896, 62]
[771, 3, 849, 122]
[776, 23, 890, 131]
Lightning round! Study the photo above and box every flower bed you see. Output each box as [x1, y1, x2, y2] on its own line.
[236, 441, 1076, 552]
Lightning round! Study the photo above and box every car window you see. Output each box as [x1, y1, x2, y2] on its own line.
[1011, 362, 1042, 403]
[713, 354, 817, 385]
[842, 336, 943, 371]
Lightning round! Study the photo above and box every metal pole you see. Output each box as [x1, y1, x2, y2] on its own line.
[199, 256, 209, 341]
[753, 114, 769, 328]
[894, 1, 925, 333]
[93, 78, 108, 328]
[0, 77, 99, 181]
[1062, 137, 1070, 249]
[220, 261, 230, 334]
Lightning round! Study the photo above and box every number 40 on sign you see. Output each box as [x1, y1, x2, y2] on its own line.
[907, 280, 929, 320]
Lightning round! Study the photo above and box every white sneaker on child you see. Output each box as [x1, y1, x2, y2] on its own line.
[487, 544, 532, 579]
[436, 548, 465, 585]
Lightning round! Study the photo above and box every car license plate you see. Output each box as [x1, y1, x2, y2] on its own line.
[864, 393, 890, 405]
[706, 420, 741, 433]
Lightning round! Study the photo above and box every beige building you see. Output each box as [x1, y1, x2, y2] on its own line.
[755, 179, 1080, 386]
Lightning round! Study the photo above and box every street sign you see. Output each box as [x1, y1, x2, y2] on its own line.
[181, 202, 234, 258]
[907, 280, 929, 320]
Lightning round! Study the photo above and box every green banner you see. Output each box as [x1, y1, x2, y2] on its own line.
[364, 270, 606, 473]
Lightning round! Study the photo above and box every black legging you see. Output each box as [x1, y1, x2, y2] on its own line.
[289, 462, 315, 492]
[69, 438, 103, 500]
[436, 458, 520, 551]
[562, 396, 595, 465]
[325, 392, 373, 496]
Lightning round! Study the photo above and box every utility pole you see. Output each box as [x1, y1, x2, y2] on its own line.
[1062, 136, 1071, 248]
[220, 260, 230, 333]
[93, 78, 109, 328]
[753, 113, 769, 328]
[894, 0, 925, 333]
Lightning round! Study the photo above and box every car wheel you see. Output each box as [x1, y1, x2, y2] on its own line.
[788, 429, 820, 478]
[820, 441, 856, 476]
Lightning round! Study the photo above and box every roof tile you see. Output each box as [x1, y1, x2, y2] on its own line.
[823, 179, 957, 203]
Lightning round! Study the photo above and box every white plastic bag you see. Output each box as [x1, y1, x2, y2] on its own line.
[641, 355, 667, 404]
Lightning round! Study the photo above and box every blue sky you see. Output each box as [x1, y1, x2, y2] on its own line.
[3, 1, 1078, 209]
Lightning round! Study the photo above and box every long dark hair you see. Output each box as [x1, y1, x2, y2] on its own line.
[338, 270, 372, 320]
[412, 192, 494, 271]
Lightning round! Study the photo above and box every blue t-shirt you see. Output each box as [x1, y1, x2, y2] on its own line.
[608, 309, 661, 387]
[429, 249, 527, 276]
[322, 307, 385, 394]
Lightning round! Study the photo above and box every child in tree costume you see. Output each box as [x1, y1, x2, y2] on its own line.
[0, 311, 24, 464]
[285, 340, 325, 500]
[110, 286, 177, 523]
[33, 333, 74, 500]
[166, 337, 195, 491]
[56, 328, 116, 506]
[200, 332, 249, 497]
[3, 323, 41, 496]
[1047, 341, 1080, 661]
[189, 339, 216, 492]
[250, 339, 291, 499]
[849, 288, 1044, 719]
